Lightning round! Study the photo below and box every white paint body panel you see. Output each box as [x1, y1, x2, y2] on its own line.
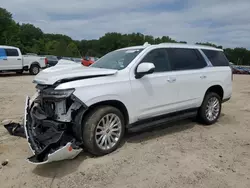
[27, 142, 83, 165]
[33, 43, 232, 125]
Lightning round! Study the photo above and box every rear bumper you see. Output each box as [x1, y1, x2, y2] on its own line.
[24, 96, 82, 165]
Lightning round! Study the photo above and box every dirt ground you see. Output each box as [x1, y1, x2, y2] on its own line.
[0, 74, 250, 188]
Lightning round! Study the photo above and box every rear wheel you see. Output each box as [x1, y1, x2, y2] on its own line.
[82, 106, 125, 156]
[29, 65, 40, 75]
[198, 92, 221, 125]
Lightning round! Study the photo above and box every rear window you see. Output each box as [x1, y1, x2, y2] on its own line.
[4, 48, 19, 57]
[202, 50, 229, 66]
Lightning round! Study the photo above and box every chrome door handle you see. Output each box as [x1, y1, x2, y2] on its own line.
[167, 77, 176, 83]
[200, 75, 207, 79]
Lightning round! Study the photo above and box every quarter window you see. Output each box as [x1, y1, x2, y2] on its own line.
[4, 48, 19, 57]
[167, 48, 207, 71]
[141, 49, 170, 72]
[202, 49, 229, 66]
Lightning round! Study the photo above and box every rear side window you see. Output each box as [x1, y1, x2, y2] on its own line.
[141, 48, 170, 72]
[167, 48, 207, 71]
[5, 48, 19, 57]
[202, 50, 229, 66]
[0, 48, 7, 59]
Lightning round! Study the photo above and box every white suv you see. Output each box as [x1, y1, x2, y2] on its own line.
[24, 43, 232, 164]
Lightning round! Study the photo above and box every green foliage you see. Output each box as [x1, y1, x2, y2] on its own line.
[0, 7, 250, 65]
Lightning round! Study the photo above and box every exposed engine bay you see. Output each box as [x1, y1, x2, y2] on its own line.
[24, 84, 86, 164]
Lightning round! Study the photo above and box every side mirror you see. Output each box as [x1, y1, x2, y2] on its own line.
[135, 62, 155, 79]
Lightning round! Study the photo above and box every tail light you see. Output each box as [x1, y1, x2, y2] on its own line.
[45, 58, 48, 65]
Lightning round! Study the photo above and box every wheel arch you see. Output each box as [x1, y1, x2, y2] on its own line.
[205, 85, 224, 100]
[30, 61, 40, 68]
[85, 100, 129, 126]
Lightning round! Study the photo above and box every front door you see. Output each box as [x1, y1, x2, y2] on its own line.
[130, 48, 180, 121]
[4, 48, 22, 70]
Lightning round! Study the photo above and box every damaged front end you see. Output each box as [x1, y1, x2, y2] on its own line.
[24, 85, 86, 164]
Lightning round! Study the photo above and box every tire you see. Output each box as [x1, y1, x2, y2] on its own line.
[82, 106, 125, 156]
[197, 92, 222, 125]
[16, 70, 23, 74]
[29, 64, 40, 75]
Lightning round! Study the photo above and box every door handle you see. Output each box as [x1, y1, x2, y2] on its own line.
[167, 77, 176, 83]
[17, 58, 22, 60]
[200, 75, 207, 79]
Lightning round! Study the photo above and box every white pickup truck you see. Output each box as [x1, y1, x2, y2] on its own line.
[0, 45, 47, 75]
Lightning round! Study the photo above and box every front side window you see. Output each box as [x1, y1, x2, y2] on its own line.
[4, 48, 19, 57]
[166, 48, 207, 71]
[202, 49, 229, 66]
[140, 48, 170, 72]
[91, 49, 143, 70]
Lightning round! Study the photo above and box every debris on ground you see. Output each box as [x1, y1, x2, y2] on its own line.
[2, 159, 9, 166]
[2, 120, 26, 138]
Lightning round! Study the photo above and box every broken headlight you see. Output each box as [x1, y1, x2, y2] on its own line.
[42, 88, 75, 99]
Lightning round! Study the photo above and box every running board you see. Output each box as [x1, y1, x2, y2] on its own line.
[128, 110, 197, 132]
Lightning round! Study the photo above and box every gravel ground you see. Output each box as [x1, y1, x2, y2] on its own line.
[0, 73, 250, 188]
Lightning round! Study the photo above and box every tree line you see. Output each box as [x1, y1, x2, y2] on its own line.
[1, 7, 250, 65]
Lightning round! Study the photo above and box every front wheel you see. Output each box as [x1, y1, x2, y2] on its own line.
[29, 65, 40, 75]
[198, 92, 222, 125]
[82, 106, 125, 156]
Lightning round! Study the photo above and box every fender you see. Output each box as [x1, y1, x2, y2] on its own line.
[84, 94, 123, 107]
[207, 81, 224, 91]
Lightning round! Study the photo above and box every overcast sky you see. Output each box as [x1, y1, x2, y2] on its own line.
[1, 0, 250, 49]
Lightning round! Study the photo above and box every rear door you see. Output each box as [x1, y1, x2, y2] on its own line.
[4, 48, 22, 70]
[201, 49, 232, 100]
[0, 48, 8, 70]
[166, 48, 208, 111]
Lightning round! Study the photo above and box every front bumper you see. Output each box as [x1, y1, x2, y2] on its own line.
[24, 96, 83, 165]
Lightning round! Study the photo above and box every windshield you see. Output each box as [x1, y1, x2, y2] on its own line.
[91, 49, 143, 70]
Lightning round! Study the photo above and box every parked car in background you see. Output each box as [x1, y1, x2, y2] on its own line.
[231, 66, 242, 74]
[72, 58, 82, 63]
[61, 57, 73, 61]
[237, 67, 250, 74]
[81, 56, 97, 66]
[0, 45, 47, 75]
[45, 55, 59, 67]
[26, 53, 38, 56]
[230, 65, 250, 74]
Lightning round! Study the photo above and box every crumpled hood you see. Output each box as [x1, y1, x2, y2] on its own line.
[34, 65, 118, 85]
